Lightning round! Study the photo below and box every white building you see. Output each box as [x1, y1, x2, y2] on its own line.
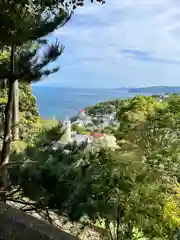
[62, 119, 71, 130]
[60, 119, 72, 146]
[72, 119, 84, 127]
[72, 134, 92, 146]
[57, 119, 92, 148]
[83, 119, 93, 126]
[78, 109, 92, 121]
[78, 109, 86, 119]
[53, 117, 119, 151]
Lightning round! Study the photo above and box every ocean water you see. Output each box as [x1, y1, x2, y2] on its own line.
[32, 87, 152, 120]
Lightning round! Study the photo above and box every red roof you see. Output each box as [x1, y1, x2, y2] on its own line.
[90, 132, 104, 138]
[80, 109, 85, 112]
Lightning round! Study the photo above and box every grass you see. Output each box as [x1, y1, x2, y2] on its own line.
[40, 118, 59, 130]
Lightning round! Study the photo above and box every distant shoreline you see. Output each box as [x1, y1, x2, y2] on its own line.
[127, 86, 180, 93]
[32, 87, 180, 120]
[33, 85, 180, 93]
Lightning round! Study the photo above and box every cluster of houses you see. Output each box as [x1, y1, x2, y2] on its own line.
[52, 109, 119, 152]
[71, 109, 117, 129]
[153, 93, 169, 102]
[52, 95, 172, 153]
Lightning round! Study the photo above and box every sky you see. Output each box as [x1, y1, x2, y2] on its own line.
[36, 0, 180, 88]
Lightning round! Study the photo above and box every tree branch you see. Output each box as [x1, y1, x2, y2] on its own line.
[6, 198, 37, 206]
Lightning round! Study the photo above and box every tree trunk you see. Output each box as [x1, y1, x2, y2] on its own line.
[12, 79, 19, 140]
[0, 45, 15, 201]
[2, 79, 7, 89]
[0, 79, 7, 89]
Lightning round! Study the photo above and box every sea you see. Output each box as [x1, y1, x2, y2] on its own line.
[32, 86, 153, 120]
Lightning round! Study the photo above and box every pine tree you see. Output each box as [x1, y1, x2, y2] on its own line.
[0, 0, 105, 200]
[0, 1, 69, 200]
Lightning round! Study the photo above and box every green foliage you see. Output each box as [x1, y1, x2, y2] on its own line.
[2, 1, 180, 238]
[0, 84, 40, 140]
[0, 1, 67, 45]
[5, 94, 180, 239]
[167, 94, 180, 116]
[0, 0, 104, 46]
[70, 115, 78, 122]
[72, 124, 85, 133]
[11, 140, 28, 154]
[116, 95, 166, 140]
[40, 118, 59, 130]
[0, 48, 10, 61]
[114, 95, 180, 237]
[81, 131, 89, 135]
[103, 126, 116, 134]
[86, 99, 119, 116]
[8, 135, 180, 239]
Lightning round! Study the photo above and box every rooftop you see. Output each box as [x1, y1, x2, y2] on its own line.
[90, 133, 104, 138]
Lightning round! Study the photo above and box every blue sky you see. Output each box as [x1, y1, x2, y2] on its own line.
[36, 0, 180, 88]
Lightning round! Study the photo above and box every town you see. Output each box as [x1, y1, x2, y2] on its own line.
[52, 93, 170, 153]
[53, 107, 120, 152]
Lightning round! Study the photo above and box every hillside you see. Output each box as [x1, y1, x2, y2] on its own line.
[129, 86, 180, 93]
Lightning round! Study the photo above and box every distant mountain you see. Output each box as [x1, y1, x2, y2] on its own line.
[114, 87, 130, 91]
[128, 86, 180, 93]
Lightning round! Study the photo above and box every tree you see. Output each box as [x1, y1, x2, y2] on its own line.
[115, 95, 180, 157]
[0, 0, 105, 200]
[0, 41, 64, 199]
[0, 83, 40, 141]
[12, 73, 19, 140]
[0, 3, 68, 199]
[86, 100, 119, 116]
[72, 124, 85, 133]
[116, 95, 166, 141]
[8, 132, 180, 239]
[4, 94, 180, 238]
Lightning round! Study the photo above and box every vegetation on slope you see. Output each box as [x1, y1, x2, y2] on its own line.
[85, 99, 120, 116]
[4, 94, 180, 239]
[0, 84, 40, 141]
[1, 1, 180, 239]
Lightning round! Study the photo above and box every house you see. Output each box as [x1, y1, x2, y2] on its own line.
[55, 119, 72, 148]
[78, 109, 86, 119]
[72, 119, 93, 127]
[62, 119, 71, 130]
[89, 133, 119, 150]
[82, 119, 93, 126]
[54, 117, 119, 151]
[99, 119, 110, 128]
[90, 132, 104, 138]
[72, 134, 92, 146]
[71, 119, 84, 127]
[54, 119, 91, 149]
[78, 109, 91, 121]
